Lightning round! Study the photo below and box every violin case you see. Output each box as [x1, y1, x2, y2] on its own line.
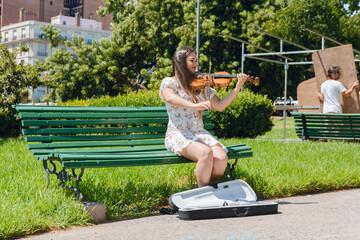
[169, 179, 278, 220]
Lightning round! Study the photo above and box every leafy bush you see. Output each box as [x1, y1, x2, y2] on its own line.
[210, 89, 274, 138]
[61, 90, 164, 107]
[63, 89, 273, 138]
[0, 108, 21, 137]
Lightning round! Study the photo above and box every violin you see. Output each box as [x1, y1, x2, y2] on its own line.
[191, 72, 260, 90]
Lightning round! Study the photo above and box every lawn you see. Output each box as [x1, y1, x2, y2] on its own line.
[1, 117, 360, 239]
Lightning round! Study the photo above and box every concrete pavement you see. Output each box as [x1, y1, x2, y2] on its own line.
[22, 189, 360, 240]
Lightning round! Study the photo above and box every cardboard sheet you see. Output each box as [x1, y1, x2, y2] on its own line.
[297, 77, 321, 113]
[311, 44, 359, 113]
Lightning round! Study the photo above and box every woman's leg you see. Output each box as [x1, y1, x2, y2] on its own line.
[179, 141, 213, 187]
[209, 144, 228, 184]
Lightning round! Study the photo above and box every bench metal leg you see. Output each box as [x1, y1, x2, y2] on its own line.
[42, 160, 51, 189]
[60, 169, 85, 203]
[42, 160, 85, 202]
[224, 159, 238, 180]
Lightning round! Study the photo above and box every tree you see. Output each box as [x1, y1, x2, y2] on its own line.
[41, 24, 148, 102]
[242, 0, 360, 99]
[99, 0, 268, 90]
[0, 42, 43, 136]
[54, 0, 360, 101]
[0, 43, 43, 109]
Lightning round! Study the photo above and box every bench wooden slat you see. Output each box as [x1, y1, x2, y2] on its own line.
[21, 118, 171, 127]
[294, 121, 360, 125]
[31, 145, 167, 155]
[19, 112, 170, 119]
[14, 106, 169, 113]
[61, 150, 253, 169]
[25, 133, 166, 142]
[63, 157, 192, 168]
[22, 118, 212, 127]
[31, 144, 249, 156]
[22, 124, 214, 135]
[295, 128, 360, 132]
[27, 139, 165, 149]
[58, 145, 253, 161]
[22, 126, 167, 135]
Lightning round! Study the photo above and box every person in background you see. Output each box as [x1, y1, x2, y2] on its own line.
[316, 66, 359, 113]
[159, 46, 249, 187]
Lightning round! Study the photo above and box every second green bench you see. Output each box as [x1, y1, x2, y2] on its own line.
[291, 112, 360, 141]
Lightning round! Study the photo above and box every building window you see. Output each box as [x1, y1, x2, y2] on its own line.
[37, 43, 47, 56]
[87, 34, 94, 45]
[13, 30, 17, 40]
[63, 21, 66, 25]
[50, 1, 53, 5]
[61, 30, 67, 40]
[4, 32, 8, 42]
[21, 28, 26, 39]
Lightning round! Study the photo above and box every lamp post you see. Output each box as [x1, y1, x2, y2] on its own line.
[196, 0, 200, 71]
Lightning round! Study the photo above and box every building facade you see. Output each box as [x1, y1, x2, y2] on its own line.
[0, 0, 112, 30]
[0, 15, 111, 102]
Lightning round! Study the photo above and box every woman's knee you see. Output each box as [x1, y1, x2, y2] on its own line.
[213, 148, 228, 163]
[212, 154, 228, 173]
[197, 145, 213, 162]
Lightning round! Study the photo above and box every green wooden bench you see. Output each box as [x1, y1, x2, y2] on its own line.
[291, 112, 360, 141]
[14, 105, 253, 202]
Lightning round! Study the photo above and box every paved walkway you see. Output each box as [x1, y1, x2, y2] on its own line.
[22, 189, 360, 240]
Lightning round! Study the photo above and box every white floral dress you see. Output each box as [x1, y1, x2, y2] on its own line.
[159, 77, 228, 155]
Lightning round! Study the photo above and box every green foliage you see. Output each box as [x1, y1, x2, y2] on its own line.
[99, 0, 184, 90]
[0, 43, 43, 137]
[61, 90, 164, 107]
[62, 89, 273, 138]
[40, 25, 148, 103]
[0, 44, 42, 109]
[211, 89, 274, 138]
[98, 0, 268, 92]
[43, 0, 360, 102]
[0, 108, 20, 137]
[42, 35, 122, 102]
[245, 0, 360, 99]
[147, 57, 172, 90]
[40, 24, 63, 48]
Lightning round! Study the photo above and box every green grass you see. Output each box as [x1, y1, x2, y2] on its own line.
[1, 117, 360, 239]
[255, 116, 298, 140]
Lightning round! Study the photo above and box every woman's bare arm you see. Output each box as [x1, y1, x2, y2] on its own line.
[161, 88, 210, 111]
[210, 73, 248, 112]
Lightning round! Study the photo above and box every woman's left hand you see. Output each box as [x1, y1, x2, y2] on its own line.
[235, 73, 249, 91]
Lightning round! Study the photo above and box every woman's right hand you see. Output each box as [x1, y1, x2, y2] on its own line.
[194, 101, 211, 111]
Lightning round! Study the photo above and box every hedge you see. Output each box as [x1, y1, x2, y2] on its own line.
[62, 89, 274, 138]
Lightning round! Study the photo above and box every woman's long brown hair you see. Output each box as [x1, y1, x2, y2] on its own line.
[172, 46, 201, 103]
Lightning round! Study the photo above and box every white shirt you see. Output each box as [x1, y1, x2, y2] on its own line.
[321, 80, 346, 113]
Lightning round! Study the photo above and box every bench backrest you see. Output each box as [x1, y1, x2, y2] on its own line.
[15, 105, 214, 150]
[291, 112, 360, 140]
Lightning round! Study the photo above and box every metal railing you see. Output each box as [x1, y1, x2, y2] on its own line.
[274, 105, 321, 112]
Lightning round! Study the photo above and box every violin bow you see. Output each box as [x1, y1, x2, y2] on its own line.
[208, 58, 212, 102]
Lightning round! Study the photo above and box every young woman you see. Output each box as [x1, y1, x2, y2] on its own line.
[159, 46, 249, 187]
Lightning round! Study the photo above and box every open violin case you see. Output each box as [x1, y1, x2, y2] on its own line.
[169, 179, 278, 220]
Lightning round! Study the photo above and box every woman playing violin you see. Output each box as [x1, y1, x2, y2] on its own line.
[159, 46, 249, 187]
